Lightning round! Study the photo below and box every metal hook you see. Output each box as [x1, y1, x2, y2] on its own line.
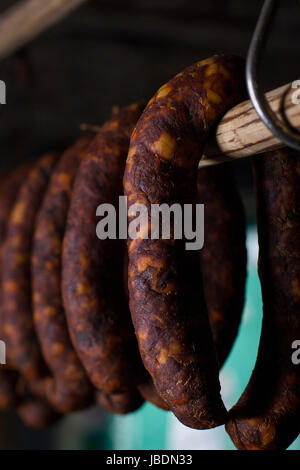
[246, 0, 300, 150]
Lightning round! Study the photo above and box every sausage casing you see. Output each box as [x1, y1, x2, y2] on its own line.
[32, 137, 94, 413]
[197, 165, 246, 368]
[62, 104, 146, 414]
[2, 152, 60, 389]
[226, 148, 300, 450]
[124, 55, 246, 428]
[0, 165, 31, 409]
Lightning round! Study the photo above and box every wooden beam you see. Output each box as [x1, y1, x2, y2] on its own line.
[0, 0, 89, 61]
[200, 81, 300, 167]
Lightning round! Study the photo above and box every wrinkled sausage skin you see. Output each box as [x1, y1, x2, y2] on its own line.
[32, 137, 94, 413]
[0, 165, 31, 409]
[0, 164, 60, 427]
[2, 152, 60, 391]
[138, 164, 246, 409]
[226, 148, 300, 450]
[124, 55, 246, 429]
[197, 165, 246, 368]
[62, 104, 147, 414]
[123, 249, 169, 410]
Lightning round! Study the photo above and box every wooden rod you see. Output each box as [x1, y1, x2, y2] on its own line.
[200, 81, 300, 167]
[0, 0, 89, 61]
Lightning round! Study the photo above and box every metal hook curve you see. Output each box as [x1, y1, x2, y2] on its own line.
[246, 0, 300, 151]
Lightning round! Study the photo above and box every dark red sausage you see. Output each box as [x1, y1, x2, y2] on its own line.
[226, 148, 300, 450]
[62, 104, 146, 414]
[2, 152, 60, 393]
[32, 137, 94, 413]
[125, 161, 247, 409]
[122, 250, 169, 410]
[0, 165, 31, 409]
[0, 164, 60, 427]
[123, 55, 246, 429]
[197, 164, 246, 368]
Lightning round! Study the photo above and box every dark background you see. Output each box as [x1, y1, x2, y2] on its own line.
[0, 0, 299, 449]
[0, 0, 299, 168]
